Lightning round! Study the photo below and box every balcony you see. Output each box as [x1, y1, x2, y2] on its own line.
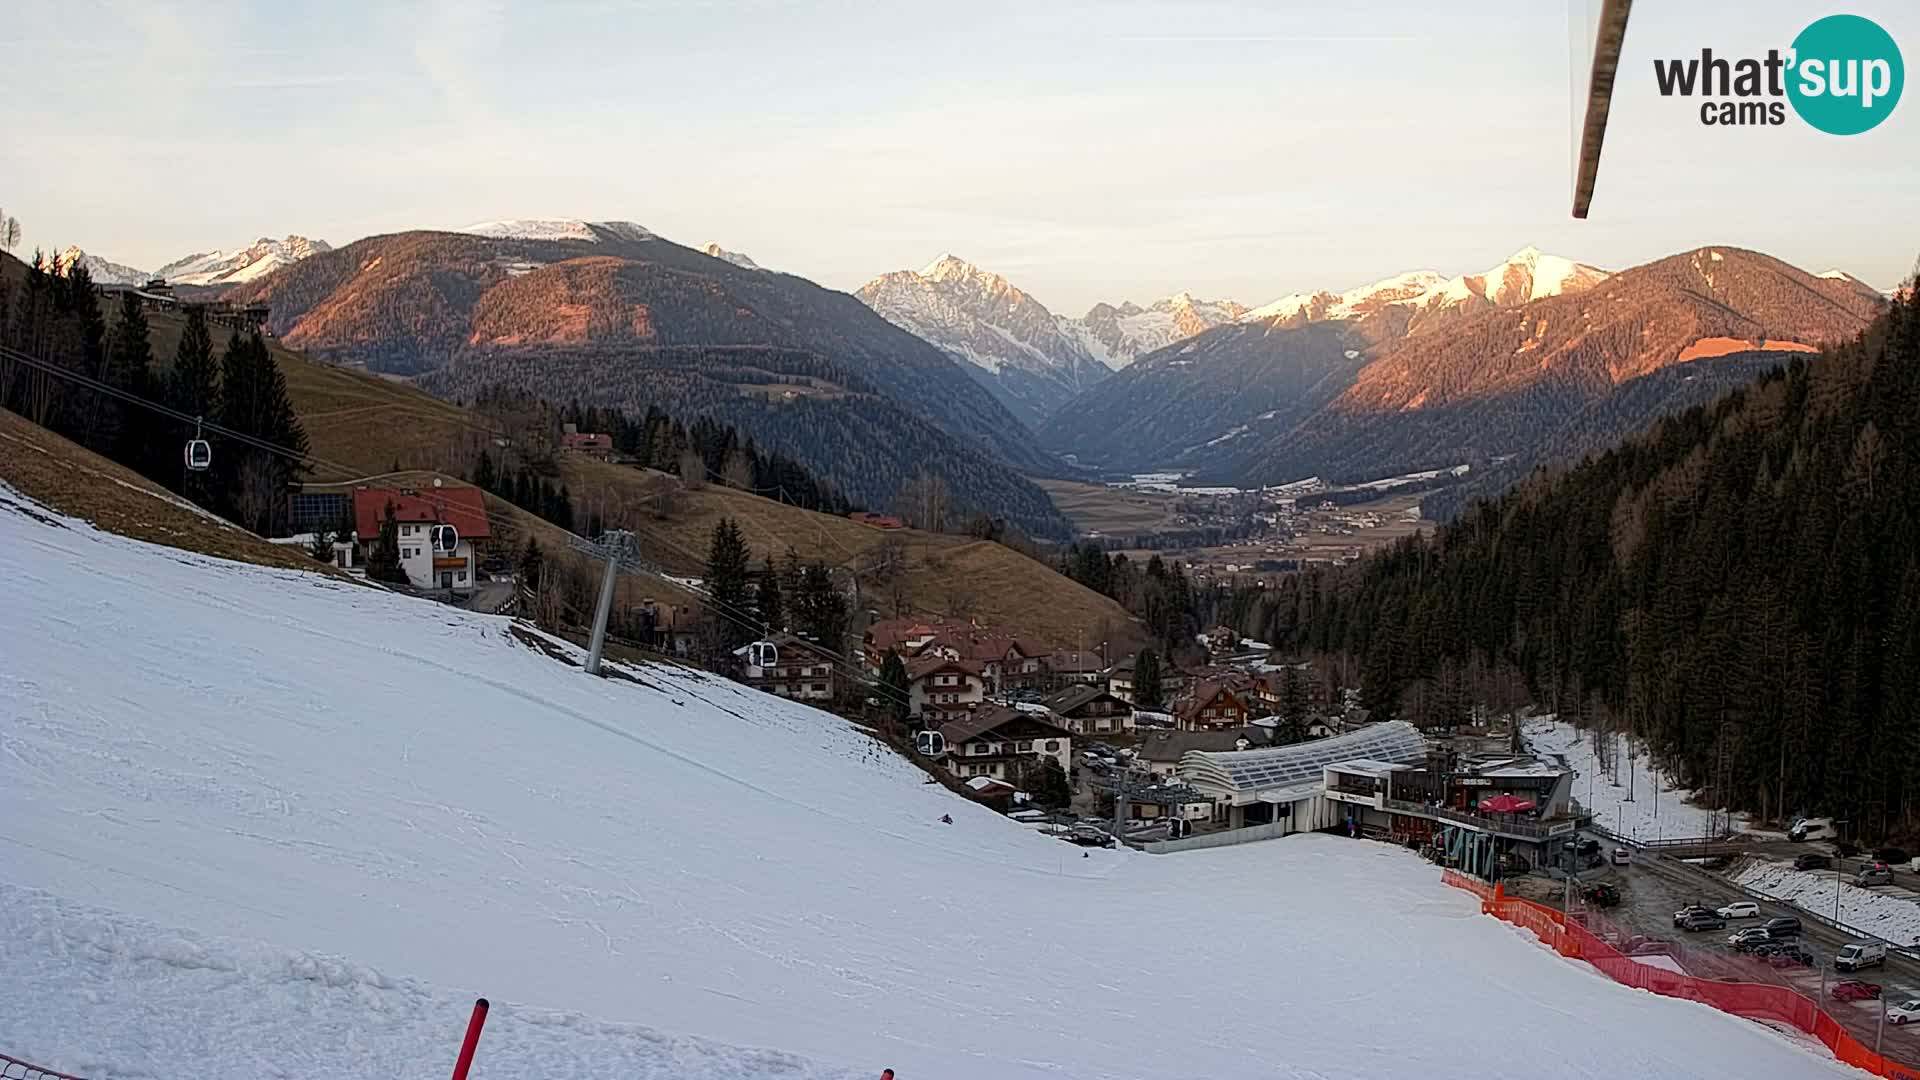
[1382, 798, 1580, 842]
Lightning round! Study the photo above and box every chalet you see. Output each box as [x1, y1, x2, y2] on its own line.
[1138, 727, 1270, 777]
[1172, 679, 1252, 732]
[865, 615, 1047, 695]
[965, 635, 1049, 694]
[351, 486, 490, 592]
[636, 599, 699, 658]
[935, 705, 1072, 782]
[1107, 657, 1136, 703]
[1049, 649, 1106, 687]
[1042, 685, 1134, 736]
[560, 428, 615, 460]
[907, 656, 987, 723]
[733, 633, 837, 703]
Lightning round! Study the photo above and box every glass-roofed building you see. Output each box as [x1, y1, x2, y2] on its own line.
[1180, 721, 1429, 832]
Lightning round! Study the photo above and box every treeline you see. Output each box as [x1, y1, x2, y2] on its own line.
[424, 351, 1072, 538]
[1058, 544, 1204, 658]
[1, 252, 307, 535]
[1260, 281, 1920, 836]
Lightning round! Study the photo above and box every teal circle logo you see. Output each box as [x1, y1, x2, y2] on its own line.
[1788, 14, 1903, 135]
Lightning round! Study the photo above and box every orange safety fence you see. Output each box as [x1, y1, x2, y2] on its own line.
[1446, 875, 1920, 1080]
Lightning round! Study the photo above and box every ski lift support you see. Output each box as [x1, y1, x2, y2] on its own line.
[568, 529, 643, 676]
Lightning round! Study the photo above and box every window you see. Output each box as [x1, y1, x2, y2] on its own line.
[1017, 740, 1032, 752]
[1044, 740, 1060, 752]
[970, 743, 987, 756]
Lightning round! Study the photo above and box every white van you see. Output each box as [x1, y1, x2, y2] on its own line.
[1789, 816, 1836, 842]
[1838, 941, 1889, 972]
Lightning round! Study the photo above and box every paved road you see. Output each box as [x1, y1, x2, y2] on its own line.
[1542, 852, 1920, 1063]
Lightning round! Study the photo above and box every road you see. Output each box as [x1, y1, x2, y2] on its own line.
[1519, 851, 1920, 1064]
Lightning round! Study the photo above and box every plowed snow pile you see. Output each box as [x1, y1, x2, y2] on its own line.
[0, 485, 1862, 1079]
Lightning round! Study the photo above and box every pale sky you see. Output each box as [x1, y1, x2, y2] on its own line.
[3, 0, 1915, 313]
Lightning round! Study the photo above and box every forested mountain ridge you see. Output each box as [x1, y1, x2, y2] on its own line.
[225, 227, 1071, 537]
[1258, 278, 1920, 834]
[1043, 246, 1885, 490]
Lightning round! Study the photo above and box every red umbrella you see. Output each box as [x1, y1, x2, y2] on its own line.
[1479, 794, 1536, 814]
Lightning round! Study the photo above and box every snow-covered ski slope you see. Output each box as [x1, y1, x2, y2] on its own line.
[0, 486, 1863, 1080]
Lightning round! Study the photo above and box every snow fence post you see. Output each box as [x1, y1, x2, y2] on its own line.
[451, 997, 490, 1080]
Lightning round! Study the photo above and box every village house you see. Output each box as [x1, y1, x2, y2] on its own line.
[908, 656, 987, 724]
[1042, 685, 1134, 736]
[1137, 727, 1271, 777]
[732, 633, 837, 703]
[865, 616, 1049, 695]
[559, 423, 615, 460]
[351, 486, 490, 592]
[1106, 657, 1136, 704]
[1172, 678, 1253, 732]
[934, 705, 1073, 782]
[1049, 649, 1106, 687]
[636, 599, 699, 658]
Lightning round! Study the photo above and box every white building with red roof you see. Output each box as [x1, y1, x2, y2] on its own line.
[351, 485, 491, 592]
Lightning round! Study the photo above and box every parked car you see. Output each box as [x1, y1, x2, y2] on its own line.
[1793, 852, 1833, 871]
[1856, 865, 1894, 887]
[1717, 901, 1760, 919]
[1674, 905, 1714, 927]
[1761, 916, 1803, 938]
[1583, 883, 1621, 908]
[1681, 911, 1727, 932]
[1065, 823, 1114, 848]
[1889, 1000, 1920, 1025]
[1837, 941, 1889, 972]
[1874, 847, 1910, 866]
[1832, 980, 1884, 1002]
[1766, 946, 1815, 969]
[1611, 847, 1631, 865]
[1728, 928, 1773, 952]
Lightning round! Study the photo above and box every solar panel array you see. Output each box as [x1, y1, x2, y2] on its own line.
[1181, 720, 1428, 796]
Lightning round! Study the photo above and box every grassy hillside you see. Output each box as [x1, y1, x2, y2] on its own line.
[0, 407, 348, 576]
[140, 313, 1148, 650]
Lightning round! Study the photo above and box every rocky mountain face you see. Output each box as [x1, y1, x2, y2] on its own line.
[223, 223, 1071, 536]
[1068, 293, 1248, 370]
[54, 246, 147, 286]
[154, 236, 331, 287]
[1042, 247, 1885, 496]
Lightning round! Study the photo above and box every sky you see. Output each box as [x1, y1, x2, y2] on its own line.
[2, 0, 1915, 313]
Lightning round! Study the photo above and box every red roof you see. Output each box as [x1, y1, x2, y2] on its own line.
[352, 486, 491, 541]
[562, 432, 613, 451]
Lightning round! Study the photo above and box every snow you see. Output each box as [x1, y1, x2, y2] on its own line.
[1818, 269, 1854, 281]
[1734, 861, 1920, 947]
[0, 487, 1866, 1080]
[1629, 953, 1691, 976]
[459, 219, 656, 244]
[155, 236, 330, 286]
[1524, 716, 1740, 842]
[1243, 249, 1608, 324]
[702, 243, 764, 271]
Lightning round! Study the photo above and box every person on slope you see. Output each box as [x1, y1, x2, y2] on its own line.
[940, 814, 953, 824]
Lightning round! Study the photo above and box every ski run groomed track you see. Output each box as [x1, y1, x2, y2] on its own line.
[0, 483, 1867, 1079]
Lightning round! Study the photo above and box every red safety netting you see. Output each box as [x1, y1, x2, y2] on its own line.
[1444, 875, 1920, 1080]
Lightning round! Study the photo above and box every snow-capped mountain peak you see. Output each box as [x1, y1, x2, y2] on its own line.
[1243, 249, 1608, 327]
[701, 243, 763, 271]
[153, 236, 331, 287]
[54, 246, 148, 286]
[458, 219, 657, 244]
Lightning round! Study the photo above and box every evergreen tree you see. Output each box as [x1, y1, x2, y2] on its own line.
[104, 290, 156, 474]
[214, 331, 308, 534]
[1134, 649, 1164, 710]
[166, 306, 220, 502]
[755, 558, 785, 634]
[1025, 757, 1073, 810]
[366, 503, 408, 584]
[473, 447, 497, 492]
[879, 648, 911, 728]
[1278, 665, 1309, 744]
[520, 538, 545, 592]
[795, 563, 850, 653]
[704, 517, 753, 652]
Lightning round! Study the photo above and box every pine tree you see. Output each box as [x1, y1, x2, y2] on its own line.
[755, 558, 785, 634]
[1278, 665, 1308, 744]
[213, 331, 308, 534]
[104, 290, 155, 475]
[166, 306, 220, 502]
[880, 648, 911, 728]
[796, 563, 850, 654]
[473, 447, 497, 492]
[1134, 649, 1164, 710]
[704, 517, 753, 652]
[1025, 757, 1073, 810]
[366, 503, 408, 584]
[520, 538, 545, 592]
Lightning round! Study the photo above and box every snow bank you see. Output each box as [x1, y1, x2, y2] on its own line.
[0, 486, 1865, 1079]
[1524, 716, 1740, 841]
[1734, 860, 1920, 947]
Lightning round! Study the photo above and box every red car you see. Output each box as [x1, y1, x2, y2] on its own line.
[1833, 980, 1884, 1002]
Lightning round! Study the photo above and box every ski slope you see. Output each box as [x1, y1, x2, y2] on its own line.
[0, 485, 1865, 1080]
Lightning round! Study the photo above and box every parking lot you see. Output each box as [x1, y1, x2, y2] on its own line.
[1502, 848, 1920, 1063]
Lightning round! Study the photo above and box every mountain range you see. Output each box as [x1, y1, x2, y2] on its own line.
[220, 220, 1072, 537]
[855, 256, 1244, 428]
[1042, 247, 1885, 492]
[52, 236, 332, 288]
